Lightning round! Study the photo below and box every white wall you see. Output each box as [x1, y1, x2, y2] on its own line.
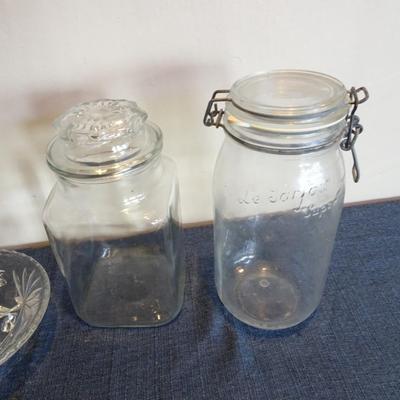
[1, 0, 399, 247]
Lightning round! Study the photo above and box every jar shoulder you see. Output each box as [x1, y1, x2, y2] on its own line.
[43, 157, 179, 226]
[214, 138, 345, 184]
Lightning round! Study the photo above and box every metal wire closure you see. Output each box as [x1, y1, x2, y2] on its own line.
[340, 87, 369, 183]
[203, 90, 231, 130]
[203, 86, 369, 183]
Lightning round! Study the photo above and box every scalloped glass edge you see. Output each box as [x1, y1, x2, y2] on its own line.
[0, 250, 50, 366]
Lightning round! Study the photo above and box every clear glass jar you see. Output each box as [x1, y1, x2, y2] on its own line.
[43, 99, 184, 327]
[204, 70, 368, 329]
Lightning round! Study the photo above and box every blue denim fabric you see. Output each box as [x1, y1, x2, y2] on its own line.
[0, 201, 399, 400]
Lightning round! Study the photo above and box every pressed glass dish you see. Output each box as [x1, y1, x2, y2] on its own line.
[0, 250, 50, 365]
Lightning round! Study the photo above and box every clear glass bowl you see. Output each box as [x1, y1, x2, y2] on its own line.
[0, 250, 50, 365]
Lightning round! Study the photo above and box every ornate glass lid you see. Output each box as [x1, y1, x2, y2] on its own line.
[47, 99, 162, 178]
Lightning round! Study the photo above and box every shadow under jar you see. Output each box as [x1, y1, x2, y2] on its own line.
[204, 70, 369, 330]
[43, 99, 184, 327]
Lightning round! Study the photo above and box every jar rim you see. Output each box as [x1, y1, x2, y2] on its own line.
[217, 70, 353, 153]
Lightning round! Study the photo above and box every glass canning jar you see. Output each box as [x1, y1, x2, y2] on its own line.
[43, 99, 184, 327]
[204, 70, 369, 330]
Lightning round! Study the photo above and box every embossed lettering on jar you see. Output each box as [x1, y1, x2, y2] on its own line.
[204, 70, 369, 329]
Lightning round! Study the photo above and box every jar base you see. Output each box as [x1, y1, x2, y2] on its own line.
[66, 247, 184, 328]
[219, 268, 315, 330]
[73, 305, 183, 328]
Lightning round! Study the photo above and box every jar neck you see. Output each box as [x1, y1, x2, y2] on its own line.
[223, 109, 347, 154]
[56, 153, 163, 185]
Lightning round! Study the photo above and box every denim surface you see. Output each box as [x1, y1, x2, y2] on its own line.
[1, 201, 399, 399]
